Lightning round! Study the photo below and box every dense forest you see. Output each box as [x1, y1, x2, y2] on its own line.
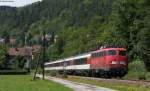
[0, 0, 149, 71]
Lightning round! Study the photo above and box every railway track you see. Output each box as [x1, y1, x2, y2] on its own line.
[69, 75, 150, 87]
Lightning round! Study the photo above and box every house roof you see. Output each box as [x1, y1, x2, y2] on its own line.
[8, 45, 42, 57]
[8, 47, 32, 57]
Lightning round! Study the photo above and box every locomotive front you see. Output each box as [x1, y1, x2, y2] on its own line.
[106, 48, 128, 77]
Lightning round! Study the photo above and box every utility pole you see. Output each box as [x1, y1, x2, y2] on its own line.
[25, 35, 27, 46]
[42, 30, 46, 80]
[33, 28, 47, 80]
[33, 49, 42, 80]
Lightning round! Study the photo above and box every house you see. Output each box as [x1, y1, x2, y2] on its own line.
[6, 45, 42, 70]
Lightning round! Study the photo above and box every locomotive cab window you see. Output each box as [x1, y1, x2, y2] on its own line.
[92, 51, 106, 57]
[119, 51, 126, 56]
[108, 50, 116, 55]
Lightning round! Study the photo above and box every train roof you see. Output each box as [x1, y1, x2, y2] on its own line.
[45, 52, 91, 65]
[93, 48, 127, 53]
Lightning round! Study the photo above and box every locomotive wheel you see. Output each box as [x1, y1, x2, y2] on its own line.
[84, 71, 90, 77]
[91, 70, 96, 77]
[88, 70, 93, 77]
[104, 72, 111, 79]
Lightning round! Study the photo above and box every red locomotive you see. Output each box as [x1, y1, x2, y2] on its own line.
[45, 48, 128, 78]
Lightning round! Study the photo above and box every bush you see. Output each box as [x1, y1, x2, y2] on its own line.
[125, 58, 147, 80]
[129, 59, 147, 72]
[146, 73, 150, 81]
[46, 70, 58, 77]
[0, 44, 7, 68]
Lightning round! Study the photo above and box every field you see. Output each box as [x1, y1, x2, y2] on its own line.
[0, 75, 73, 91]
[65, 76, 150, 91]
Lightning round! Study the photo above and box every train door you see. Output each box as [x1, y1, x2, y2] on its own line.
[93, 51, 105, 69]
[99, 51, 106, 69]
[91, 53, 97, 69]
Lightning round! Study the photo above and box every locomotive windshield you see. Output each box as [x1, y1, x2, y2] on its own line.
[119, 51, 126, 56]
[108, 50, 116, 55]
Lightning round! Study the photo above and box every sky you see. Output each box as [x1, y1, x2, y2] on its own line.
[0, 0, 42, 7]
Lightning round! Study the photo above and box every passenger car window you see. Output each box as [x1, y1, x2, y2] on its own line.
[119, 51, 126, 56]
[74, 58, 87, 65]
[108, 50, 116, 55]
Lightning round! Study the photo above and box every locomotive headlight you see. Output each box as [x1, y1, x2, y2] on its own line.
[120, 61, 126, 65]
[111, 61, 117, 64]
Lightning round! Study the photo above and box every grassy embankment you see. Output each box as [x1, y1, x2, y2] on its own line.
[65, 76, 150, 91]
[0, 75, 73, 91]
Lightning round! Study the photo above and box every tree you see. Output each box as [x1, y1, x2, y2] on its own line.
[2, 31, 10, 44]
[0, 44, 7, 69]
[0, 0, 149, 71]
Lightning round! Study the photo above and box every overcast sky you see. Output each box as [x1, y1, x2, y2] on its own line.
[0, 0, 42, 7]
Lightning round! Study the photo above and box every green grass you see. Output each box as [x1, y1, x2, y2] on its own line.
[0, 75, 73, 91]
[65, 76, 150, 91]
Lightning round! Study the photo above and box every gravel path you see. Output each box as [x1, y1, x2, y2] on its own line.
[37, 75, 117, 91]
